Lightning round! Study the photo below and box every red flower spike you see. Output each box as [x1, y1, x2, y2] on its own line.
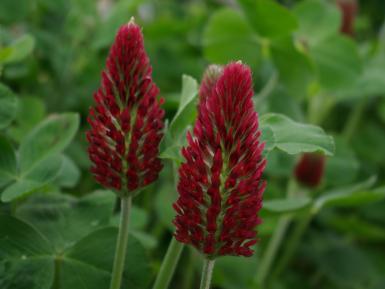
[173, 62, 266, 258]
[87, 19, 164, 195]
[294, 153, 326, 188]
[336, 0, 358, 37]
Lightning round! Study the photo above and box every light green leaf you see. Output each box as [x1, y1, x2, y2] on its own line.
[159, 145, 183, 164]
[260, 113, 335, 155]
[1, 155, 63, 202]
[54, 155, 81, 188]
[0, 136, 17, 187]
[263, 196, 312, 214]
[0, 83, 18, 129]
[169, 75, 198, 140]
[313, 177, 381, 212]
[310, 35, 362, 91]
[293, 0, 340, 45]
[314, 186, 385, 212]
[203, 8, 260, 66]
[0, 35, 35, 65]
[1, 180, 47, 203]
[19, 113, 79, 173]
[238, 0, 298, 38]
[260, 125, 275, 154]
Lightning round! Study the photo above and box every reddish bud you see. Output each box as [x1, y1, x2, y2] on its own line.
[173, 62, 266, 258]
[294, 153, 326, 188]
[87, 20, 164, 195]
[336, 0, 358, 37]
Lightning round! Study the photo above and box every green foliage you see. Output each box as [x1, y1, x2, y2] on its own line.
[239, 0, 298, 38]
[203, 8, 260, 67]
[0, 215, 151, 289]
[260, 113, 335, 156]
[0, 83, 18, 129]
[263, 196, 312, 214]
[0, 35, 35, 66]
[0, 0, 385, 288]
[1, 113, 80, 202]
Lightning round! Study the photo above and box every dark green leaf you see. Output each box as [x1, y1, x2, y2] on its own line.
[0, 215, 53, 256]
[63, 227, 152, 289]
[0, 136, 17, 187]
[16, 191, 115, 251]
[0, 83, 18, 129]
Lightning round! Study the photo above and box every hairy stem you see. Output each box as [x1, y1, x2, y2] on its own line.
[199, 259, 216, 289]
[152, 237, 184, 289]
[109, 196, 132, 289]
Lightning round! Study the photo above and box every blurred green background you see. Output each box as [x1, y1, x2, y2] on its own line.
[1, 0, 385, 289]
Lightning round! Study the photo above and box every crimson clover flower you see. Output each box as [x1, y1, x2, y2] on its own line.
[173, 62, 267, 258]
[294, 153, 326, 188]
[87, 19, 164, 196]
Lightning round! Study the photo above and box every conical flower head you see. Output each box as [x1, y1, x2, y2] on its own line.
[87, 20, 164, 195]
[294, 153, 326, 188]
[173, 62, 266, 258]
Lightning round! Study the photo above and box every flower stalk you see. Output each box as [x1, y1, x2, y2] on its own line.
[110, 196, 132, 289]
[152, 237, 184, 289]
[199, 259, 215, 289]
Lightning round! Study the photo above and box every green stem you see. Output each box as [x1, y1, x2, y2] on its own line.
[272, 212, 313, 279]
[256, 178, 298, 287]
[109, 196, 132, 289]
[152, 237, 184, 289]
[199, 259, 215, 289]
[343, 95, 368, 142]
[181, 249, 197, 289]
[256, 215, 292, 287]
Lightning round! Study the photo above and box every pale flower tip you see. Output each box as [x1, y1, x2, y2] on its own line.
[128, 16, 136, 25]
